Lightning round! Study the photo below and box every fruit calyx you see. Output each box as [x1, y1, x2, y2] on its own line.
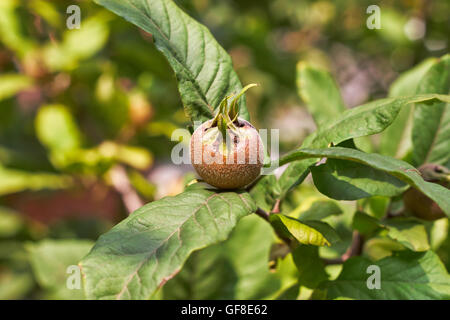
[209, 83, 258, 142]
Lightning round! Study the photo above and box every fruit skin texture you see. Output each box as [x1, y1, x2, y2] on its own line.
[403, 164, 449, 221]
[190, 117, 264, 189]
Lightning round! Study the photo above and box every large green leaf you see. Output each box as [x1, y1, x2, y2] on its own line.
[80, 189, 256, 299]
[162, 244, 236, 299]
[278, 94, 450, 196]
[296, 62, 346, 125]
[322, 250, 450, 299]
[94, 0, 249, 122]
[163, 214, 280, 300]
[379, 58, 436, 157]
[310, 158, 408, 200]
[27, 240, 94, 300]
[277, 147, 450, 216]
[292, 245, 328, 289]
[412, 55, 450, 166]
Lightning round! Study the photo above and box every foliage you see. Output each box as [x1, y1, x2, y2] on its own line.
[0, 0, 449, 300]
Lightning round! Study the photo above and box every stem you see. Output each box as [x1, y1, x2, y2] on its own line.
[323, 231, 364, 265]
[109, 165, 144, 214]
[255, 207, 270, 221]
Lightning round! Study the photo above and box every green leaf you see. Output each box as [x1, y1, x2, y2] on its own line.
[412, 54, 450, 166]
[270, 214, 339, 246]
[43, 13, 110, 71]
[162, 244, 236, 299]
[0, 165, 72, 196]
[323, 251, 450, 299]
[296, 62, 346, 125]
[380, 58, 436, 157]
[278, 94, 450, 196]
[310, 158, 408, 200]
[353, 213, 429, 252]
[298, 200, 343, 221]
[364, 237, 406, 261]
[0, 206, 23, 238]
[0, 271, 34, 300]
[163, 215, 280, 300]
[27, 239, 94, 300]
[384, 218, 430, 252]
[249, 175, 280, 213]
[0, 74, 33, 101]
[352, 211, 384, 236]
[80, 189, 256, 299]
[278, 147, 450, 216]
[218, 214, 280, 299]
[94, 0, 249, 122]
[292, 245, 328, 289]
[35, 104, 82, 153]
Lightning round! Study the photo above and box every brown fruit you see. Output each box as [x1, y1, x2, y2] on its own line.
[403, 164, 449, 221]
[190, 117, 264, 189]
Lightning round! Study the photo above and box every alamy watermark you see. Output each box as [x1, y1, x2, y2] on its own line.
[366, 265, 381, 290]
[66, 5, 81, 29]
[366, 5, 381, 29]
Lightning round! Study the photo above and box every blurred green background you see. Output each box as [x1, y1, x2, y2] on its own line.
[0, 0, 448, 299]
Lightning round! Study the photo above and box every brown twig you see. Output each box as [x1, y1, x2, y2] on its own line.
[324, 231, 364, 265]
[255, 207, 270, 221]
[271, 199, 281, 214]
[109, 165, 144, 214]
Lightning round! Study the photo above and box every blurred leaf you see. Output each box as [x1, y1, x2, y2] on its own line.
[364, 237, 406, 261]
[0, 206, 23, 238]
[0, 0, 34, 56]
[113, 144, 153, 170]
[0, 271, 34, 300]
[384, 218, 430, 252]
[270, 214, 339, 246]
[278, 147, 450, 217]
[298, 200, 342, 221]
[27, 239, 94, 300]
[322, 251, 450, 299]
[0, 165, 72, 196]
[94, 0, 250, 122]
[310, 158, 408, 200]
[412, 54, 450, 166]
[35, 104, 82, 153]
[80, 189, 256, 299]
[296, 62, 346, 125]
[292, 245, 328, 289]
[378, 9, 408, 44]
[28, 0, 62, 28]
[352, 211, 383, 236]
[0, 74, 33, 101]
[43, 13, 110, 71]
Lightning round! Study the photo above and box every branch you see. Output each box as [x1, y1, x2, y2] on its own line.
[109, 165, 144, 214]
[255, 207, 270, 221]
[324, 231, 364, 265]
